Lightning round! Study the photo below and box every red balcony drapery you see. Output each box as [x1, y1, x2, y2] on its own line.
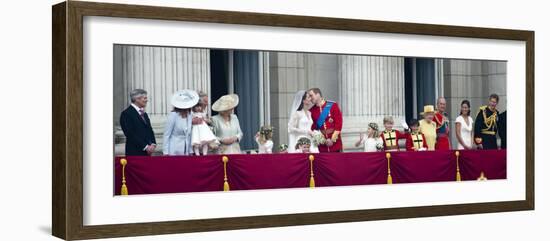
[114, 150, 506, 195]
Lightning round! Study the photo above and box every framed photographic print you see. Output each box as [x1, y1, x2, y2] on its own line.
[52, 1, 534, 240]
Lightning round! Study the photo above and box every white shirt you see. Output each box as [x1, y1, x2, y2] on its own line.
[130, 103, 142, 114]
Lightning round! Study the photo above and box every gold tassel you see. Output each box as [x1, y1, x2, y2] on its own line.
[386, 153, 393, 184]
[477, 171, 488, 181]
[120, 158, 128, 195]
[223, 181, 230, 191]
[455, 151, 461, 181]
[222, 156, 230, 191]
[309, 155, 315, 188]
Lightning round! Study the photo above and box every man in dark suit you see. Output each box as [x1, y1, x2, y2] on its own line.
[120, 89, 157, 156]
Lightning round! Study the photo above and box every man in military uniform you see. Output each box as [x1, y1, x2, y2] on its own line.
[433, 97, 451, 150]
[474, 94, 500, 150]
[308, 88, 343, 152]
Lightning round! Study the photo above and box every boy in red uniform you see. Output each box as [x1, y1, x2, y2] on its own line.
[405, 119, 428, 151]
[380, 116, 407, 151]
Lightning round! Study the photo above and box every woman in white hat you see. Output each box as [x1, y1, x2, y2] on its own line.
[418, 105, 437, 150]
[162, 90, 200, 156]
[210, 94, 243, 154]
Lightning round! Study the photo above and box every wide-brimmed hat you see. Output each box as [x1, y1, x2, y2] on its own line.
[259, 125, 274, 135]
[212, 94, 239, 112]
[171, 89, 199, 109]
[420, 105, 436, 115]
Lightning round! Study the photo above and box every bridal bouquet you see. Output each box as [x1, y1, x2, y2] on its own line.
[311, 130, 326, 146]
[375, 139, 384, 151]
[278, 144, 288, 153]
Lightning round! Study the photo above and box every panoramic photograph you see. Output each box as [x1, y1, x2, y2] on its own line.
[112, 44, 507, 195]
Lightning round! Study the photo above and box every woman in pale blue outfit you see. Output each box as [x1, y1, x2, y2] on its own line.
[211, 94, 243, 154]
[163, 90, 200, 156]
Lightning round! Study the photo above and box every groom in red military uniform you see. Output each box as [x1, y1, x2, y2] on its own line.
[308, 88, 343, 152]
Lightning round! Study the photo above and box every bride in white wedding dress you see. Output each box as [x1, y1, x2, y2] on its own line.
[287, 90, 319, 153]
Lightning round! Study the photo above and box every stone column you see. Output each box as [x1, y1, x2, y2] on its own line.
[338, 55, 406, 150]
[113, 45, 211, 155]
[114, 45, 210, 119]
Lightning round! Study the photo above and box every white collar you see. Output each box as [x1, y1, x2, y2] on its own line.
[130, 103, 143, 113]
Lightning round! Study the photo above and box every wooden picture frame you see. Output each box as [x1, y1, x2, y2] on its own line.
[52, 1, 534, 240]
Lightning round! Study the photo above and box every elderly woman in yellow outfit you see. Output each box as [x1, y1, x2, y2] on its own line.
[418, 105, 437, 150]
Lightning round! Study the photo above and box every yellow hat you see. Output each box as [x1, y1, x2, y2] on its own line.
[420, 105, 435, 115]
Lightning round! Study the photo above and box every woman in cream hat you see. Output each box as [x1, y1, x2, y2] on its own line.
[162, 90, 199, 156]
[418, 105, 437, 150]
[210, 94, 244, 154]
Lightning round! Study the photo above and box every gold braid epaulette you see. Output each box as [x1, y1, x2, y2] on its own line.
[480, 105, 498, 131]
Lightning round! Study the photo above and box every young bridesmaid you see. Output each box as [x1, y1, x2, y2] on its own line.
[255, 125, 274, 154]
[355, 122, 383, 152]
[190, 103, 218, 155]
[295, 137, 312, 153]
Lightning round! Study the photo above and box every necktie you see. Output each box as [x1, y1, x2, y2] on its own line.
[139, 108, 146, 123]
